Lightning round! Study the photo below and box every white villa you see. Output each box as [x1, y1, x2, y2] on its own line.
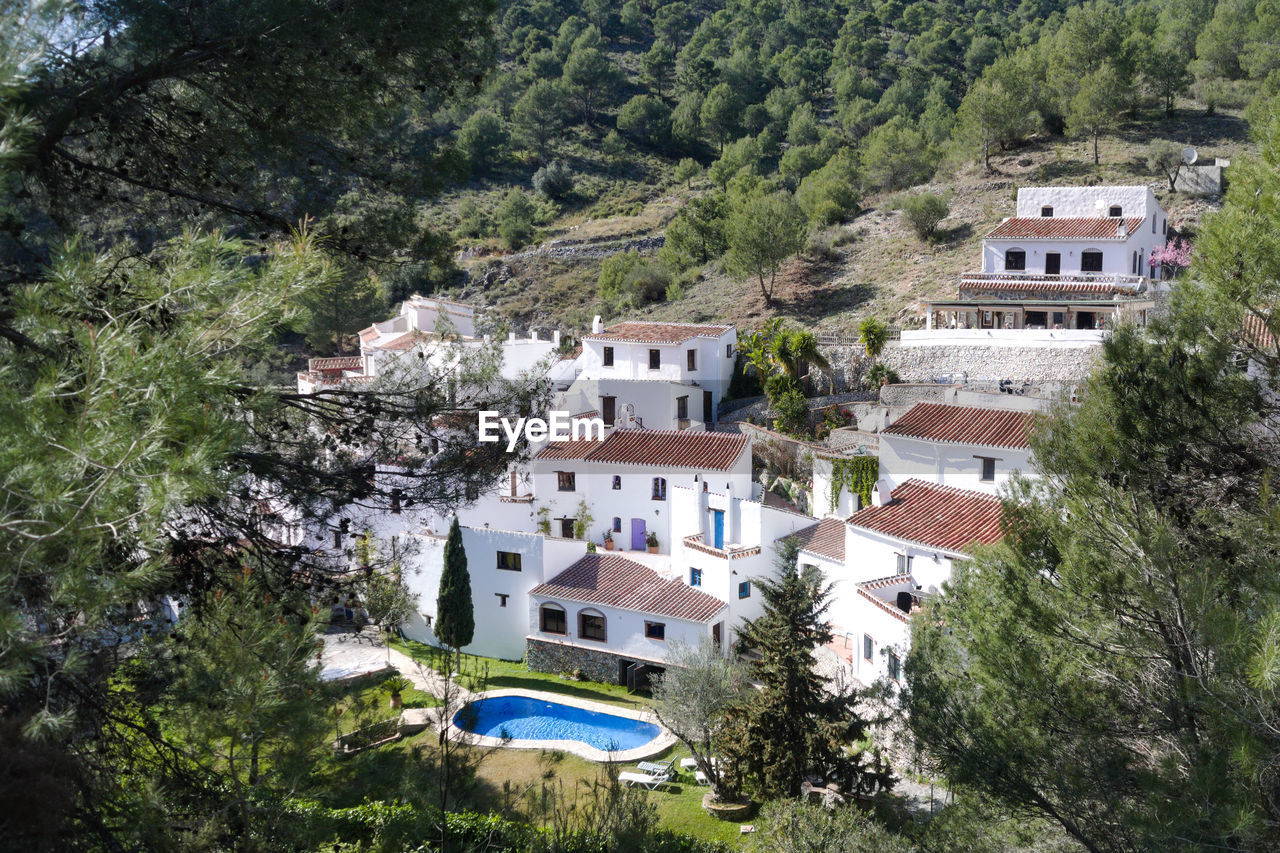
[910, 186, 1169, 346]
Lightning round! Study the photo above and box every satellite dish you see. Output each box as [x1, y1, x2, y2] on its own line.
[1182, 146, 1198, 165]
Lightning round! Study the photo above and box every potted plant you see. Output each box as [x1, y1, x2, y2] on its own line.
[384, 675, 412, 709]
[603, 530, 615, 551]
[646, 531, 659, 554]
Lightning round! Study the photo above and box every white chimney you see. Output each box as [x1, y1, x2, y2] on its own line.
[592, 315, 604, 334]
[696, 477, 709, 541]
[724, 481, 737, 544]
[508, 331, 516, 342]
[553, 330, 561, 346]
[529, 328, 537, 340]
[872, 478, 892, 507]
[483, 334, 491, 344]
[1116, 220, 1127, 238]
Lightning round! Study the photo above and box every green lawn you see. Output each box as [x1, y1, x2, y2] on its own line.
[391, 639, 653, 711]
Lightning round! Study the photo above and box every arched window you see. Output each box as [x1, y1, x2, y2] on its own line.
[651, 477, 667, 501]
[539, 603, 566, 635]
[1081, 250, 1104, 273]
[611, 516, 621, 532]
[578, 608, 607, 641]
[1004, 249, 1026, 271]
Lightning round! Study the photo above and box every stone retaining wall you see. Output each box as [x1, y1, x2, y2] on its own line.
[882, 341, 1101, 383]
[526, 638, 625, 684]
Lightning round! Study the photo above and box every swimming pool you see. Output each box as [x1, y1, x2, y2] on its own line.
[455, 695, 662, 752]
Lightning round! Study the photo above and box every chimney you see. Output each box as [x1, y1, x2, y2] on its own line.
[592, 315, 604, 334]
[697, 477, 709, 541]
[508, 332, 516, 343]
[872, 478, 892, 507]
[483, 334, 491, 344]
[724, 481, 738, 544]
[553, 330, 561, 346]
[1116, 219, 1127, 238]
[529, 328, 537, 340]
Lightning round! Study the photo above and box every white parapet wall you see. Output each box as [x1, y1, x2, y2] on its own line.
[900, 329, 1106, 348]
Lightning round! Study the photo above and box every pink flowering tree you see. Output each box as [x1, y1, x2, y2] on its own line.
[1148, 238, 1193, 280]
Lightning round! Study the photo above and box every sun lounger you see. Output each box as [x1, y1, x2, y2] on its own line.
[638, 759, 674, 775]
[619, 771, 672, 790]
[695, 770, 709, 785]
[679, 758, 698, 771]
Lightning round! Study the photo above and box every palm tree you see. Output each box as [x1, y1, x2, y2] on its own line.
[769, 329, 833, 393]
[857, 317, 889, 366]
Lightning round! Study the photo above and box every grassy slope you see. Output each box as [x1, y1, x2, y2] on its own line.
[447, 105, 1253, 337]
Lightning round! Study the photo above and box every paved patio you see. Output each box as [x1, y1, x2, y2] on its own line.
[319, 625, 394, 682]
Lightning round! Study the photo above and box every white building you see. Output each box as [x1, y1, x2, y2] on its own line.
[910, 186, 1168, 346]
[797, 479, 1005, 685]
[527, 552, 729, 687]
[531, 428, 753, 553]
[877, 402, 1035, 495]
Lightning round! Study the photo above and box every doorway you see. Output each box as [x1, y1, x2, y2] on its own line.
[711, 509, 725, 549]
[1045, 252, 1061, 275]
[703, 390, 714, 424]
[630, 518, 647, 550]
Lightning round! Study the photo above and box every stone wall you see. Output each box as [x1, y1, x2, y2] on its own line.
[882, 340, 1101, 383]
[526, 638, 626, 684]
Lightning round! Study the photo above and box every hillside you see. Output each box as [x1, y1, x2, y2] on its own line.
[447, 105, 1255, 337]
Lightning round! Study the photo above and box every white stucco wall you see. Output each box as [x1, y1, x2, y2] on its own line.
[527, 595, 721, 665]
[878, 434, 1032, 495]
[1014, 185, 1160, 220]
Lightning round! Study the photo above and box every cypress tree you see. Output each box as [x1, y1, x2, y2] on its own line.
[435, 517, 474, 672]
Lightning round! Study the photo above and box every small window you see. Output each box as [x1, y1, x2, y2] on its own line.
[1152, 215, 1156, 233]
[559, 518, 574, 538]
[603, 346, 614, 367]
[887, 651, 901, 681]
[390, 488, 402, 514]
[430, 437, 440, 455]
[332, 529, 341, 549]
[652, 477, 667, 501]
[557, 471, 576, 492]
[895, 553, 913, 575]
[612, 475, 621, 490]
[1040, 206, 1053, 217]
[1108, 205, 1122, 217]
[863, 634, 874, 661]
[690, 567, 702, 587]
[726, 343, 734, 358]
[676, 396, 688, 420]
[978, 456, 996, 482]
[644, 621, 666, 640]
[1081, 250, 1103, 273]
[1004, 249, 1026, 271]
[495, 593, 509, 608]
[687, 349, 697, 370]
[540, 605, 566, 634]
[496, 551, 522, 571]
[648, 349, 661, 370]
[579, 610, 607, 641]
[738, 581, 751, 599]
[612, 516, 621, 532]
[465, 482, 479, 501]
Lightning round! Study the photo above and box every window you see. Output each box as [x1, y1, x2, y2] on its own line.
[579, 610, 607, 641]
[645, 621, 666, 640]
[652, 477, 667, 500]
[495, 593, 509, 607]
[540, 604, 566, 634]
[612, 475, 621, 490]
[648, 349, 661, 370]
[1152, 215, 1157, 233]
[895, 553, 913, 575]
[978, 456, 996, 481]
[690, 567, 703, 587]
[676, 396, 688, 420]
[390, 488, 402, 514]
[557, 471, 576, 492]
[602, 346, 614, 367]
[559, 518, 574, 538]
[738, 581, 751, 599]
[1040, 206, 1053, 217]
[726, 343, 734, 358]
[1108, 205, 1122, 217]
[863, 634, 874, 661]
[430, 437, 440, 455]
[612, 516, 621, 532]
[1081, 250, 1103, 272]
[332, 529, 342, 549]
[602, 395, 616, 426]
[887, 651, 901, 681]
[496, 551, 522, 571]
[1004, 249, 1026, 271]
[687, 349, 697, 370]
[465, 482, 479, 501]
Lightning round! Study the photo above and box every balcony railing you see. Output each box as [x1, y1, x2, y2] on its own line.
[959, 271, 1148, 291]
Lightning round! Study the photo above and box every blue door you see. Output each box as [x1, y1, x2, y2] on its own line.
[631, 518, 647, 550]
[712, 510, 725, 549]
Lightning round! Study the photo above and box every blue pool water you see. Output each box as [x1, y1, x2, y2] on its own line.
[455, 695, 661, 751]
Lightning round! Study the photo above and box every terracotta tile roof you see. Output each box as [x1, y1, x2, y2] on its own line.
[985, 216, 1144, 240]
[790, 517, 846, 562]
[1243, 313, 1276, 348]
[958, 273, 1146, 295]
[584, 321, 732, 344]
[535, 429, 749, 470]
[848, 479, 1004, 552]
[374, 330, 434, 351]
[883, 403, 1034, 450]
[531, 553, 727, 622]
[308, 356, 363, 372]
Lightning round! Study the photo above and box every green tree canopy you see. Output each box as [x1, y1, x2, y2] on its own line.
[724, 191, 807, 305]
[436, 518, 475, 670]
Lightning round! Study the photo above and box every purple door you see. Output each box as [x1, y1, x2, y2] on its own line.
[631, 518, 647, 550]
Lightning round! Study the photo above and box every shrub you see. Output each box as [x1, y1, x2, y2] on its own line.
[865, 362, 900, 387]
[497, 189, 537, 250]
[598, 250, 673, 314]
[673, 157, 701, 187]
[457, 109, 508, 174]
[533, 160, 574, 199]
[902, 191, 952, 241]
[796, 149, 861, 226]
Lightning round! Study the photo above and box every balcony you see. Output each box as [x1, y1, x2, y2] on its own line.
[682, 533, 761, 560]
[959, 271, 1148, 294]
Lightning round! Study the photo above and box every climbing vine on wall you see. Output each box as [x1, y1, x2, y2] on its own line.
[830, 456, 878, 512]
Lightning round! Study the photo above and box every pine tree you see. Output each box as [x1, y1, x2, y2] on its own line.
[723, 541, 892, 799]
[435, 518, 474, 672]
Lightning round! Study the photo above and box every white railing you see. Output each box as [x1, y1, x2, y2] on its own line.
[900, 328, 1107, 348]
[959, 271, 1147, 290]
